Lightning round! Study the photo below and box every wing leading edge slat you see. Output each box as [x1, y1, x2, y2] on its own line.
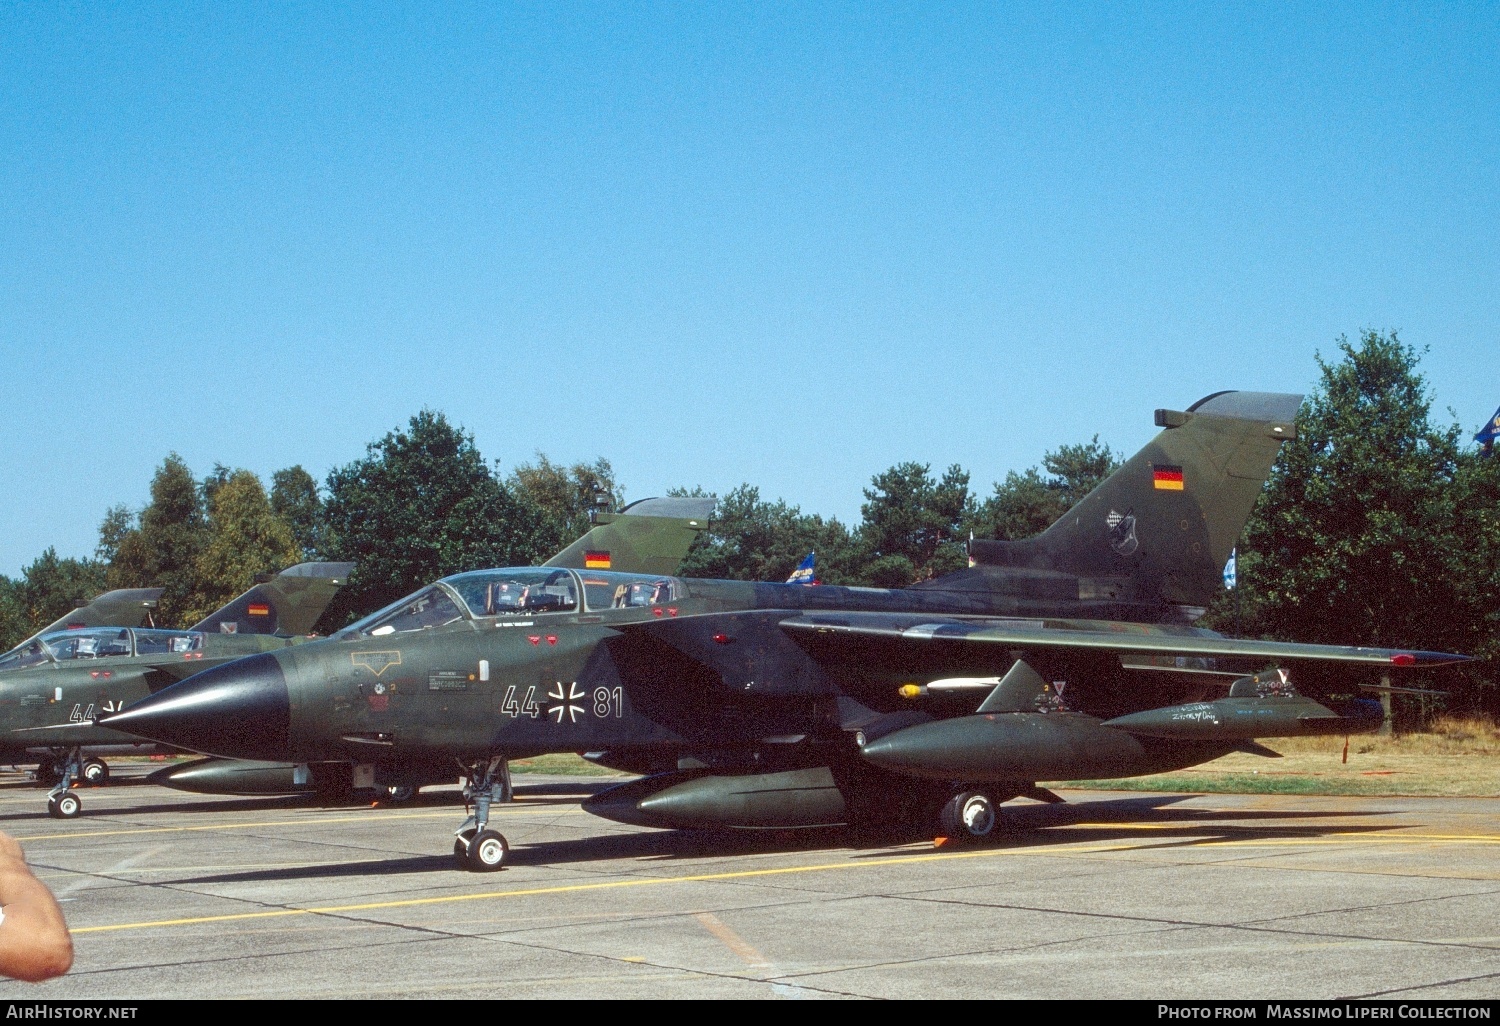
[779, 614, 1469, 667]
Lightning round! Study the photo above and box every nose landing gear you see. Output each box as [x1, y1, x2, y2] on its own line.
[453, 757, 513, 871]
[43, 748, 100, 818]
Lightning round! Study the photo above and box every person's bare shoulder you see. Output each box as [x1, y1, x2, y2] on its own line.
[0, 831, 73, 982]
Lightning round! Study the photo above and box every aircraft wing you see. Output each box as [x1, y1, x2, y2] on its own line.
[779, 613, 1469, 668]
[544, 497, 715, 577]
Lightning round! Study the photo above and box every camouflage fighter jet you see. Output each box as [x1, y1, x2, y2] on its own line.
[0, 562, 352, 817]
[103, 393, 1469, 869]
[141, 497, 716, 803]
[1, 588, 165, 657]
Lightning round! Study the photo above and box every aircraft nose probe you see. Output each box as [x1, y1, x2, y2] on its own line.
[99, 652, 292, 762]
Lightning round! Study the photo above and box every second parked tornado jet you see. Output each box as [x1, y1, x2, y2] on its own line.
[103, 392, 1470, 869]
[0, 587, 164, 658]
[0, 562, 351, 816]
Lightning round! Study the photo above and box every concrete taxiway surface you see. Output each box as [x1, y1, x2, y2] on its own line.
[0, 764, 1497, 999]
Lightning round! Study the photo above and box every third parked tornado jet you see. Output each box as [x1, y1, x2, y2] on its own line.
[103, 392, 1469, 869]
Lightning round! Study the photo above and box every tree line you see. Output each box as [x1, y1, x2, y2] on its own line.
[1, 330, 1494, 719]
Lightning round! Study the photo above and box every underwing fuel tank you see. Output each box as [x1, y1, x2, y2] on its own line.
[858, 712, 1230, 782]
[147, 758, 309, 796]
[581, 768, 847, 830]
[1102, 695, 1384, 740]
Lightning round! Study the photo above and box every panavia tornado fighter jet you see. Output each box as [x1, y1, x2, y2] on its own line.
[102, 392, 1470, 870]
[140, 497, 717, 803]
[2, 588, 165, 656]
[0, 562, 352, 817]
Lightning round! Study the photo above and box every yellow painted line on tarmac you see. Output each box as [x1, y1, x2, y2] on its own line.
[45, 830, 1500, 885]
[13, 806, 565, 843]
[61, 822, 1500, 936]
[71, 828, 1500, 937]
[68, 845, 1075, 934]
[1350, 832, 1500, 843]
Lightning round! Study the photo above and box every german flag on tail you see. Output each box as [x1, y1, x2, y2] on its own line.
[1152, 465, 1184, 491]
[584, 551, 612, 569]
[247, 603, 271, 617]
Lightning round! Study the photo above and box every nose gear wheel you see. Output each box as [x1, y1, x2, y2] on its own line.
[453, 757, 512, 872]
[48, 792, 82, 819]
[468, 830, 508, 871]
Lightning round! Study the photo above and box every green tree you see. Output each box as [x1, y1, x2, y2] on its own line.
[104, 454, 207, 626]
[185, 470, 302, 624]
[1217, 331, 1486, 719]
[270, 466, 323, 560]
[505, 454, 621, 564]
[0, 549, 107, 651]
[1043, 435, 1121, 508]
[94, 505, 135, 566]
[320, 411, 540, 621]
[967, 468, 1057, 541]
[0, 577, 21, 653]
[674, 484, 857, 584]
[855, 462, 972, 586]
[1451, 440, 1500, 708]
[968, 435, 1121, 541]
[199, 464, 233, 510]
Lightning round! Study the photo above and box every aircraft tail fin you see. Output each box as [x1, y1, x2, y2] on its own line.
[965, 391, 1302, 610]
[544, 497, 715, 577]
[189, 562, 354, 636]
[3, 588, 164, 659]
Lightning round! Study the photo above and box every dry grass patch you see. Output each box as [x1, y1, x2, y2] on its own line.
[510, 753, 626, 776]
[1061, 715, 1500, 797]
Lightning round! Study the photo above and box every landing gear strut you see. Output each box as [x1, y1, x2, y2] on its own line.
[453, 757, 512, 872]
[44, 748, 93, 819]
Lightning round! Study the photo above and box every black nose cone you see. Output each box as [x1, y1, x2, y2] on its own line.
[101, 652, 291, 760]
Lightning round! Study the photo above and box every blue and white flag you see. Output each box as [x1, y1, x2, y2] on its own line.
[1476, 406, 1500, 452]
[1223, 548, 1237, 591]
[787, 552, 817, 585]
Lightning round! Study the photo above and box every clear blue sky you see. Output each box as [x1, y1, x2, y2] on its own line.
[2, 3, 1497, 576]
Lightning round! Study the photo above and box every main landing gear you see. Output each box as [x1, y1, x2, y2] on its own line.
[939, 791, 1000, 843]
[453, 757, 514, 872]
[935, 783, 1064, 844]
[42, 748, 107, 819]
[81, 758, 109, 785]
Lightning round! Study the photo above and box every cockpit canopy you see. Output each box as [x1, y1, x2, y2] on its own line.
[447, 568, 579, 618]
[0, 627, 202, 672]
[341, 568, 681, 638]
